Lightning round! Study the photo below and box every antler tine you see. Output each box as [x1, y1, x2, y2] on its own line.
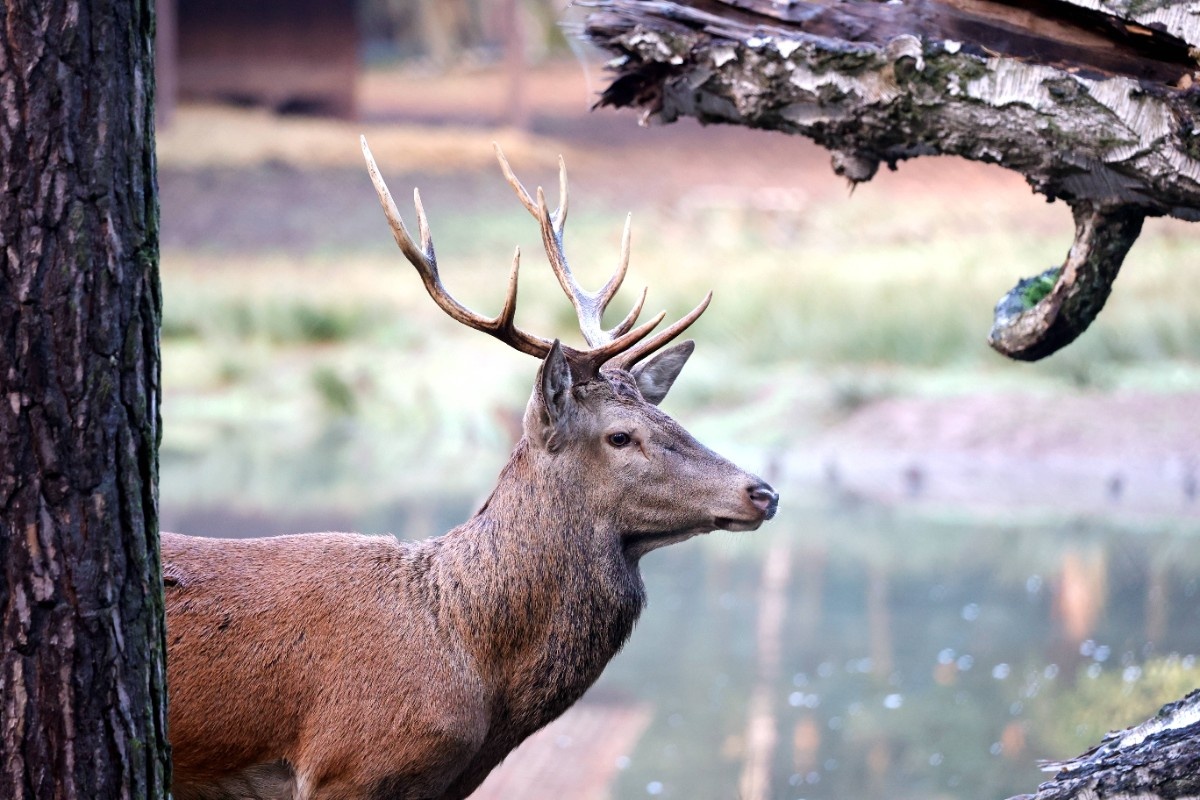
[532, 184, 648, 349]
[362, 135, 550, 359]
[494, 143, 541, 219]
[495, 143, 645, 349]
[494, 144, 569, 233]
[600, 215, 647, 338]
[582, 209, 646, 341]
[494, 245, 524, 338]
[556, 154, 569, 232]
[608, 292, 714, 372]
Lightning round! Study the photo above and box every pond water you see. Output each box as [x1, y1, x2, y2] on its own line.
[161, 438, 1200, 800]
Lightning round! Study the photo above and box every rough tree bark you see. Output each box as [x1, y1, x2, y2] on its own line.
[1010, 690, 1200, 800]
[0, 2, 170, 798]
[581, 0, 1200, 360]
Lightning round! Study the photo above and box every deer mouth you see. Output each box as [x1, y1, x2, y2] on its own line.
[623, 513, 769, 558]
[716, 490, 777, 531]
[715, 516, 766, 532]
[622, 529, 704, 560]
[627, 515, 760, 545]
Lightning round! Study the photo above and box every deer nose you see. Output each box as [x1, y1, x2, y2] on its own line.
[747, 481, 779, 519]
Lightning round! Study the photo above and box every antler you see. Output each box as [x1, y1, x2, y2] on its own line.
[362, 135, 710, 375]
[362, 136, 548, 358]
[493, 145, 713, 371]
[493, 145, 649, 348]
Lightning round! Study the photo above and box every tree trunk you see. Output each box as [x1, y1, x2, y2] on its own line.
[581, 0, 1200, 360]
[0, 2, 169, 798]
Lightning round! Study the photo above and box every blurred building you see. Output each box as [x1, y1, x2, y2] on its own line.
[154, 0, 565, 127]
[157, 0, 359, 122]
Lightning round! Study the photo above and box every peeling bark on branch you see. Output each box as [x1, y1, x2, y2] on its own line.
[581, 0, 1200, 359]
[1008, 690, 1200, 800]
[989, 202, 1144, 360]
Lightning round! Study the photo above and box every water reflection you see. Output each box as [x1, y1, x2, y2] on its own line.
[612, 509, 1200, 800]
[162, 440, 1200, 800]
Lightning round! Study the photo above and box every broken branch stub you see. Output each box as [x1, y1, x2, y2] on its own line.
[1006, 689, 1200, 800]
[582, 0, 1200, 361]
[989, 203, 1144, 361]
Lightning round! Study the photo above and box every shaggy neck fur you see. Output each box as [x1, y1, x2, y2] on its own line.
[426, 438, 646, 735]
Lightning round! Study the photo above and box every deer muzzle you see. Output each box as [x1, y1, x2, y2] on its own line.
[715, 478, 779, 532]
[748, 480, 779, 520]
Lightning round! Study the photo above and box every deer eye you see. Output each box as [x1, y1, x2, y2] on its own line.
[607, 432, 632, 448]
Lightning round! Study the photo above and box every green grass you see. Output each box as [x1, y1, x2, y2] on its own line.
[162, 267, 402, 346]
[311, 366, 358, 416]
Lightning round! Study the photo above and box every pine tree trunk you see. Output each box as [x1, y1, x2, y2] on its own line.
[0, 2, 169, 797]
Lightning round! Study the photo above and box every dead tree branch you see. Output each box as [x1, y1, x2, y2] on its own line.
[581, 0, 1200, 360]
[1009, 689, 1200, 800]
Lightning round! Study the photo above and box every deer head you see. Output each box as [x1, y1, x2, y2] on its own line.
[360, 138, 778, 560]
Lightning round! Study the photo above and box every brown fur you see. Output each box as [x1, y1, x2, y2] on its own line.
[165, 359, 777, 800]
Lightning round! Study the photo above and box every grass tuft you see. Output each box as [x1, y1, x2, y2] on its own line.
[311, 367, 358, 416]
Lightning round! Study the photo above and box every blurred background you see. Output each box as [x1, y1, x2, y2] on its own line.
[155, 2, 1200, 798]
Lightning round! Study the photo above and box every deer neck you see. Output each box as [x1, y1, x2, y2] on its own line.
[429, 438, 646, 728]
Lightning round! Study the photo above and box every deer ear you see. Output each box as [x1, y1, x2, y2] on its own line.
[631, 340, 694, 405]
[526, 340, 577, 451]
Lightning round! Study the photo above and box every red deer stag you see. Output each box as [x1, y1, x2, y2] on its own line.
[162, 139, 779, 800]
